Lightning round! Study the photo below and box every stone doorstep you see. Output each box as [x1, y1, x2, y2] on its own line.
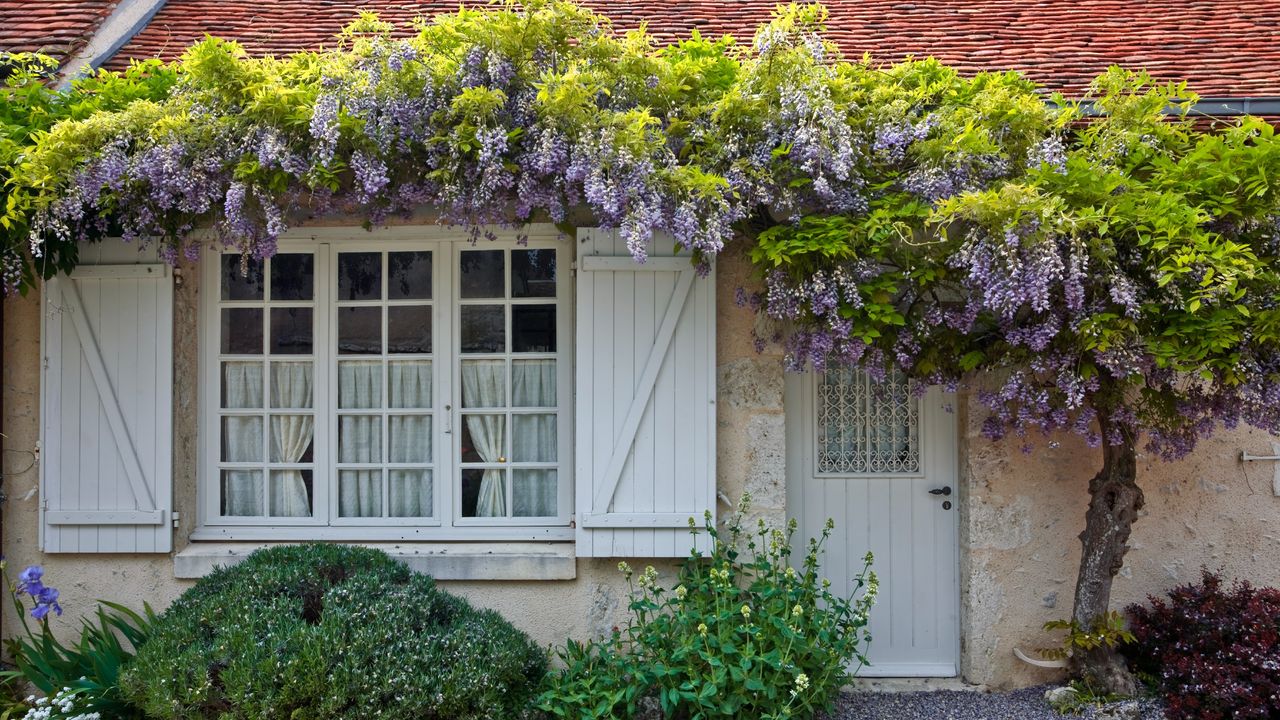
[846, 677, 987, 693]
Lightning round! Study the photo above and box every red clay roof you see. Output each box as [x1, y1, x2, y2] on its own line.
[0, 0, 116, 66]
[75, 1, 1280, 97]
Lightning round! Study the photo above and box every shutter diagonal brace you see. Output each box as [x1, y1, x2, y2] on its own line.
[591, 266, 695, 513]
[56, 278, 160, 516]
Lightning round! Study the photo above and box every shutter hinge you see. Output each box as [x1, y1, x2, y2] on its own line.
[569, 514, 576, 529]
[570, 260, 577, 277]
[171, 511, 181, 529]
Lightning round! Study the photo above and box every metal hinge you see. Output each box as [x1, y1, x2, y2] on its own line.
[172, 511, 181, 529]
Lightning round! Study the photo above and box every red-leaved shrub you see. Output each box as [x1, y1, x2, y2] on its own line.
[1125, 570, 1280, 720]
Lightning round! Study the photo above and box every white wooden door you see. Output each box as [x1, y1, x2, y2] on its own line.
[785, 368, 958, 677]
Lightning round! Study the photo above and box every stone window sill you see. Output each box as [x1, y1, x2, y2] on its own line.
[174, 542, 577, 581]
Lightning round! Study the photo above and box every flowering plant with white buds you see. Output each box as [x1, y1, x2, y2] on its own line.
[539, 494, 876, 719]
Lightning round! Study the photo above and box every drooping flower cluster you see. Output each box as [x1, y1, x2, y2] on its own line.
[16, 565, 62, 620]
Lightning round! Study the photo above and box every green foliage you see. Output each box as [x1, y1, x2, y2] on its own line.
[0, 562, 158, 719]
[0, 53, 175, 290]
[119, 543, 546, 720]
[1039, 611, 1136, 662]
[1045, 679, 1129, 716]
[537, 497, 877, 720]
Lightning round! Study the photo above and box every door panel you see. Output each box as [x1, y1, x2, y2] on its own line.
[786, 373, 959, 677]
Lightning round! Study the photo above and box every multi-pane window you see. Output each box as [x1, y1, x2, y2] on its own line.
[203, 237, 570, 539]
[816, 368, 920, 474]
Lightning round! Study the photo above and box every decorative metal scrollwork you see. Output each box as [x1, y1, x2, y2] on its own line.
[816, 368, 919, 474]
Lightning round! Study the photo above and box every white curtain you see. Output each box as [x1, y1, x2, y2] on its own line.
[339, 360, 433, 517]
[222, 362, 264, 516]
[269, 363, 314, 517]
[512, 360, 557, 517]
[462, 362, 507, 516]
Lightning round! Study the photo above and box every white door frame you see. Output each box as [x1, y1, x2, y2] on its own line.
[785, 370, 960, 677]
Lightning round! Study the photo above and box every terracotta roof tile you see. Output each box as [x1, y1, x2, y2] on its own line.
[33, 0, 1280, 97]
[0, 0, 116, 66]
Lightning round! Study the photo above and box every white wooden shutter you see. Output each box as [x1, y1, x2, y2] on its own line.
[575, 229, 715, 557]
[40, 263, 173, 553]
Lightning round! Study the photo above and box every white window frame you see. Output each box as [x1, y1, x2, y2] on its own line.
[195, 226, 574, 542]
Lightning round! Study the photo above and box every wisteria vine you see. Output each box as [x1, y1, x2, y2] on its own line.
[5, 1, 1280, 459]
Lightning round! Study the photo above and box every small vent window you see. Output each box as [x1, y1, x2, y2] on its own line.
[816, 368, 920, 474]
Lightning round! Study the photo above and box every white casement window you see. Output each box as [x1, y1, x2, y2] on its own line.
[198, 232, 572, 541]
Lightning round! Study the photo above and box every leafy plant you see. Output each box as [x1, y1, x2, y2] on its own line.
[537, 495, 877, 720]
[1039, 611, 1135, 662]
[1124, 569, 1280, 720]
[1044, 679, 1127, 716]
[119, 543, 546, 720]
[0, 562, 157, 720]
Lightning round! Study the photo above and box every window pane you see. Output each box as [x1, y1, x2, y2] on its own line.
[270, 470, 313, 517]
[270, 415, 315, 463]
[511, 249, 556, 297]
[389, 251, 432, 300]
[339, 361, 382, 409]
[512, 359, 555, 407]
[389, 360, 431, 408]
[339, 470, 382, 517]
[221, 308, 263, 354]
[222, 362, 263, 408]
[339, 415, 382, 462]
[271, 254, 314, 300]
[222, 470, 263, 516]
[387, 305, 432, 354]
[338, 307, 381, 355]
[512, 414, 556, 462]
[460, 250, 504, 298]
[462, 468, 506, 517]
[461, 360, 506, 408]
[460, 414, 505, 463]
[513, 469, 557, 517]
[270, 307, 313, 355]
[390, 470, 432, 517]
[221, 255, 264, 301]
[270, 362, 313, 408]
[460, 305, 504, 353]
[221, 416, 262, 462]
[338, 252, 381, 300]
[389, 415, 431, 463]
[513, 304, 556, 352]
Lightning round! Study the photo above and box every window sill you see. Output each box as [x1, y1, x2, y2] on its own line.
[174, 542, 577, 581]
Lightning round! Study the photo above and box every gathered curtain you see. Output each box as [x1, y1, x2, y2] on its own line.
[221, 362, 314, 517]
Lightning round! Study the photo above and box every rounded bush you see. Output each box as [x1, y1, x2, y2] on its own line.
[120, 544, 546, 719]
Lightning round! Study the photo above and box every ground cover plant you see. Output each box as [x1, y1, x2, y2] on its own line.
[1124, 570, 1280, 720]
[119, 544, 546, 720]
[5, 0, 1280, 693]
[537, 498, 876, 720]
[0, 562, 157, 720]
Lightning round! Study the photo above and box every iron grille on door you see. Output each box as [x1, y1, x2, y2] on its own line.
[816, 368, 920, 474]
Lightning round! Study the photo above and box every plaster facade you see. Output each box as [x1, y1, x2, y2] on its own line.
[2, 237, 1277, 687]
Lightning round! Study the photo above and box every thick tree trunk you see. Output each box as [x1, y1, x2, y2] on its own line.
[1068, 419, 1143, 695]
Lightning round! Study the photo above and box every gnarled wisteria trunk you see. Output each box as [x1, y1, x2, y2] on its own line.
[1069, 416, 1142, 695]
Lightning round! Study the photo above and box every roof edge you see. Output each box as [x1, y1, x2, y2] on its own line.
[57, 0, 168, 88]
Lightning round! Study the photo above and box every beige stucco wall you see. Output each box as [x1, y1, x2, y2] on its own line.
[2, 235, 1277, 688]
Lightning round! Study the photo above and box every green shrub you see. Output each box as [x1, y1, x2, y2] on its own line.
[120, 544, 546, 720]
[0, 562, 157, 720]
[537, 496, 877, 720]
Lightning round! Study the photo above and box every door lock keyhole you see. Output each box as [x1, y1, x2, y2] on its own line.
[942, 500, 952, 510]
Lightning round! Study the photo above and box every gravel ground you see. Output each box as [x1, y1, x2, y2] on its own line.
[826, 685, 1167, 720]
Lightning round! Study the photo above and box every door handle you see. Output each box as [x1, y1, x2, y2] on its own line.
[928, 486, 952, 497]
